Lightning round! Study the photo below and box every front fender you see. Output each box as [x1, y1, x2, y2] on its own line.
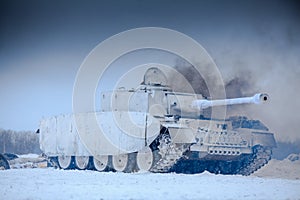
[168, 127, 196, 143]
[252, 131, 277, 148]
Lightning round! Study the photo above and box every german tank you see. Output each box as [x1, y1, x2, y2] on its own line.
[39, 67, 276, 175]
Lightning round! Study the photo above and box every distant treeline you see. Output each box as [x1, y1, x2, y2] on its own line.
[0, 129, 41, 154]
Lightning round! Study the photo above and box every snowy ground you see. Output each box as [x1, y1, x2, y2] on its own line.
[1, 167, 300, 200]
[253, 159, 300, 180]
[1, 154, 300, 200]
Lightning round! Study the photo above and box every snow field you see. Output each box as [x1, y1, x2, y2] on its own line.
[1, 168, 300, 200]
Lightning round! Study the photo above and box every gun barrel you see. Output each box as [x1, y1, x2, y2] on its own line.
[192, 93, 269, 110]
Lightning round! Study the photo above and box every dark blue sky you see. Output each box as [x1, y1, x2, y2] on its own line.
[0, 0, 299, 142]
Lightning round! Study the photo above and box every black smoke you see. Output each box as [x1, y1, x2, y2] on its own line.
[170, 61, 258, 99]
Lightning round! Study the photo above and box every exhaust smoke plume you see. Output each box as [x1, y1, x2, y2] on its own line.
[168, 41, 300, 144]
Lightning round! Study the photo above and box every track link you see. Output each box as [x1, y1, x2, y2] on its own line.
[150, 134, 189, 173]
[237, 146, 272, 175]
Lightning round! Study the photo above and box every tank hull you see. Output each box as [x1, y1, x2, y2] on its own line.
[40, 113, 276, 175]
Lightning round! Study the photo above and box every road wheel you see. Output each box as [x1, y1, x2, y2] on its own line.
[75, 156, 90, 170]
[58, 155, 73, 169]
[112, 153, 135, 172]
[136, 147, 154, 171]
[93, 156, 109, 172]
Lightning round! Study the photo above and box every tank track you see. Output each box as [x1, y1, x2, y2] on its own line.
[171, 145, 272, 175]
[237, 145, 272, 175]
[150, 134, 190, 173]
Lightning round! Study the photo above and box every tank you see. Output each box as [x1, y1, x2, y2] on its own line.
[39, 67, 276, 175]
[0, 154, 10, 170]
